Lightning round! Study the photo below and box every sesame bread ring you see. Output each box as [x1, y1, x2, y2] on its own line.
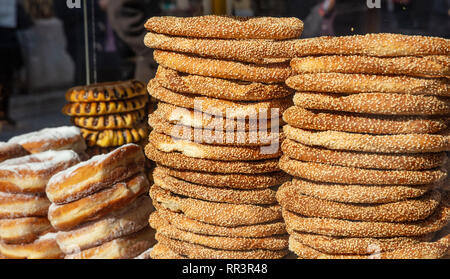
[56, 196, 153, 255]
[65, 227, 156, 259]
[0, 217, 53, 244]
[278, 184, 441, 222]
[145, 143, 280, 174]
[290, 232, 434, 256]
[81, 124, 149, 148]
[156, 234, 288, 259]
[0, 232, 63, 259]
[155, 165, 289, 189]
[72, 109, 146, 131]
[150, 131, 282, 161]
[293, 92, 450, 116]
[284, 125, 450, 154]
[148, 80, 292, 118]
[65, 80, 146, 103]
[47, 144, 145, 204]
[153, 167, 277, 205]
[282, 140, 448, 171]
[150, 185, 282, 227]
[153, 208, 286, 238]
[155, 67, 294, 101]
[153, 102, 282, 131]
[291, 55, 450, 78]
[154, 50, 293, 84]
[0, 192, 50, 219]
[149, 114, 283, 147]
[293, 34, 450, 57]
[62, 95, 148, 117]
[48, 173, 149, 231]
[282, 194, 450, 238]
[0, 142, 28, 163]
[284, 106, 450, 135]
[8, 126, 87, 154]
[145, 16, 304, 40]
[0, 150, 81, 194]
[286, 73, 450, 96]
[145, 32, 297, 64]
[154, 226, 288, 252]
[150, 243, 185, 259]
[279, 156, 446, 186]
[288, 179, 438, 204]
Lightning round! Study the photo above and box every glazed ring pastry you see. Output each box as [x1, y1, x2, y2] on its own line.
[72, 109, 146, 130]
[65, 80, 146, 103]
[80, 124, 149, 148]
[62, 96, 148, 117]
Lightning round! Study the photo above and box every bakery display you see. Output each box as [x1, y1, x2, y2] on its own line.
[280, 33, 450, 259]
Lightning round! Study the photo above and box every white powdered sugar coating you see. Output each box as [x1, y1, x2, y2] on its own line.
[38, 232, 58, 241]
[8, 126, 81, 146]
[0, 150, 80, 173]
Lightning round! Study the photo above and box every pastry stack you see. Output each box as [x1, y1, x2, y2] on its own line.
[63, 81, 150, 156]
[278, 34, 450, 259]
[143, 15, 303, 259]
[0, 128, 85, 259]
[46, 144, 155, 259]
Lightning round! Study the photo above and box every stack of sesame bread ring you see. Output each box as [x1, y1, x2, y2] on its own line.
[0, 126, 88, 259]
[45, 144, 155, 259]
[63, 80, 150, 156]
[279, 33, 450, 259]
[143, 15, 304, 259]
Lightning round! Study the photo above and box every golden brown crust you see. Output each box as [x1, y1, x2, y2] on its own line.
[287, 179, 438, 204]
[279, 155, 446, 186]
[0, 233, 63, 259]
[278, 185, 441, 222]
[154, 50, 293, 84]
[286, 73, 450, 96]
[145, 16, 304, 40]
[150, 185, 282, 227]
[291, 55, 450, 78]
[284, 106, 450, 135]
[282, 139, 448, 171]
[0, 142, 28, 163]
[0, 192, 50, 219]
[148, 80, 292, 118]
[48, 174, 150, 231]
[152, 208, 286, 238]
[150, 131, 281, 161]
[153, 167, 277, 205]
[81, 124, 149, 148]
[293, 92, 450, 116]
[157, 234, 288, 259]
[284, 125, 450, 154]
[47, 144, 146, 204]
[72, 109, 146, 130]
[145, 143, 280, 174]
[65, 227, 156, 259]
[150, 243, 185, 259]
[292, 34, 450, 57]
[0, 217, 53, 244]
[155, 165, 289, 189]
[155, 67, 294, 101]
[65, 80, 146, 103]
[63, 96, 148, 117]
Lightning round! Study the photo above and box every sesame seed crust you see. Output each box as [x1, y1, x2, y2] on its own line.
[282, 139, 448, 171]
[155, 67, 294, 101]
[284, 125, 450, 154]
[293, 92, 450, 116]
[279, 155, 446, 186]
[145, 32, 296, 64]
[286, 73, 449, 96]
[284, 106, 450, 135]
[150, 185, 282, 227]
[148, 79, 293, 118]
[154, 50, 293, 84]
[145, 16, 303, 40]
[293, 34, 450, 57]
[150, 243, 186, 259]
[153, 168, 278, 205]
[291, 55, 449, 78]
[152, 208, 286, 238]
